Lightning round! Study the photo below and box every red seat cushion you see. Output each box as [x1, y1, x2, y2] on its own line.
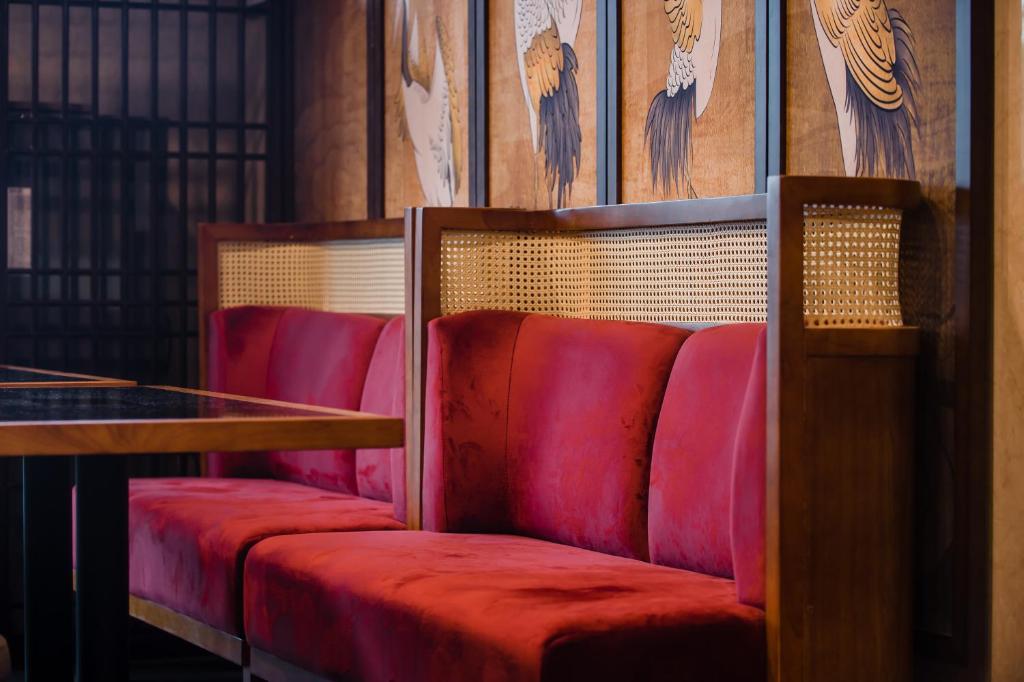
[243, 531, 765, 682]
[424, 311, 688, 559]
[127, 478, 404, 634]
[355, 315, 406, 520]
[649, 324, 767, 607]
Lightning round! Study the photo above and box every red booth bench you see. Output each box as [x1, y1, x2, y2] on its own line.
[242, 177, 921, 682]
[78, 218, 410, 664]
[245, 313, 768, 681]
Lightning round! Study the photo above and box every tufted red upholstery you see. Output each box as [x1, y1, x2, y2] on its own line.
[262, 308, 385, 492]
[505, 315, 688, 559]
[108, 307, 409, 635]
[205, 306, 287, 478]
[206, 306, 401, 494]
[243, 531, 765, 682]
[422, 310, 528, 533]
[648, 323, 768, 608]
[423, 311, 688, 560]
[355, 316, 407, 520]
[243, 311, 772, 679]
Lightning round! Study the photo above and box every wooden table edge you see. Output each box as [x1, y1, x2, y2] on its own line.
[0, 364, 137, 386]
[0, 415, 404, 456]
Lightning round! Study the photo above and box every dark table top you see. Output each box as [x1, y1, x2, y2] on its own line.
[0, 365, 135, 388]
[0, 385, 403, 456]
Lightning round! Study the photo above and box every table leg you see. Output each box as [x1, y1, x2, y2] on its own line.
[75, 455, 128, 681]
[21, 456, 74, 681]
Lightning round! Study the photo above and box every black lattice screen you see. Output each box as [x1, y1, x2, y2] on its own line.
[0, 0, 288, 662]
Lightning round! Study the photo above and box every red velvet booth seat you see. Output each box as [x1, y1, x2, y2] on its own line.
[244, 311, 768, 681]
[78, 306, 407, 637]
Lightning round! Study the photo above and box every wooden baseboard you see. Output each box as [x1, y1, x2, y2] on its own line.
[129, 595, 248, 666]
[249, 648, 334, 682]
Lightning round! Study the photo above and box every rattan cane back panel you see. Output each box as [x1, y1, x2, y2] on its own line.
[802, 205, 903, 327]
[439, 206, 905, 327]
[440, 222, 770, 324]
[218, 239, 405, 314]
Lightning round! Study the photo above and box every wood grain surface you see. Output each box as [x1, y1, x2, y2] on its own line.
[294, 0, 368, 222]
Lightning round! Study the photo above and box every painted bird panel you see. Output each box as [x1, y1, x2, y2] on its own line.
[514, 0, 583, 208]
[810, 0, 920, 179]
[643, 0, 722, 199]
[393, 0, 464, 207]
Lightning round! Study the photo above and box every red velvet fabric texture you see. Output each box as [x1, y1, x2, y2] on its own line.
[205, 306, 389, 492]
[355, 315, 406, 521]
[423, 310, 528, 533]
[648, 323, 767, 608]
[424, 310, 687, 559]
[729, 326, 768, 608]
[506, 315, 689, 559]
[243, 531, 765, 682]
[205, 306, 286, 477]
[261, 308, 385, 492]
[127, 478, 404, 634]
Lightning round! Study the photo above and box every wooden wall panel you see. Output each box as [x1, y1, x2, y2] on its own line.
[785, 0, 960, 645]
[487, 0, 597, 209]
[992, 0, 1024, 678]
[293, 0, 367, 222]
[620, 0, 756, 202]
[384, 0, 470, 218]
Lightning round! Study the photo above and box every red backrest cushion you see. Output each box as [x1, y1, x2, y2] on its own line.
[261, 308, 387, 493]
[356, 316, 407, 521]
[505, 315, 689, 559]
[648, 323, 767, 607]
[206, 306, 287, 478]
[423, 310, 688, 561]
[423, 310, 528, 533]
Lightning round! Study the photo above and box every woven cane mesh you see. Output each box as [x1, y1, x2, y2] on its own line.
[440, 223, 770, 324]
[439, 206, 904, 327]
[218, 239, 405, 314]
[803, 205, 903, 327]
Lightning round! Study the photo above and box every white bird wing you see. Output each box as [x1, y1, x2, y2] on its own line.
[663, 0, 721, 118]
[402, 38, 455, 206]
[546, 0, 582, 47]
[514, 0, 553, 150]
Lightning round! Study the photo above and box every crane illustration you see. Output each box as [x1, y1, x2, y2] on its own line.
[395, 0, 462, 206]
[644, 0, 722, 198]
[810, 0, 920, 179]
[514, 0, 583, 208]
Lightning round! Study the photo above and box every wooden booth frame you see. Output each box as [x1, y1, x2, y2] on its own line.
[403, 176, 922, 682]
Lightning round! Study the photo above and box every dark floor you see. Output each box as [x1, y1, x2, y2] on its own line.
[7, 618, 243, 681]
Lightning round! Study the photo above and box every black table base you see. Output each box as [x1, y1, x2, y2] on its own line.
[75, 455, 129, 681]
[22, 456, 74, 680]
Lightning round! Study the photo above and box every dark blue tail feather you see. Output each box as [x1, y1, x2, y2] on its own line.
[538, 44, 581, 208]
[644, 85, 696, 196]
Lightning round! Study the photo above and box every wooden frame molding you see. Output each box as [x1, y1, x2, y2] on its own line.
[407, 177, 922, 681]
